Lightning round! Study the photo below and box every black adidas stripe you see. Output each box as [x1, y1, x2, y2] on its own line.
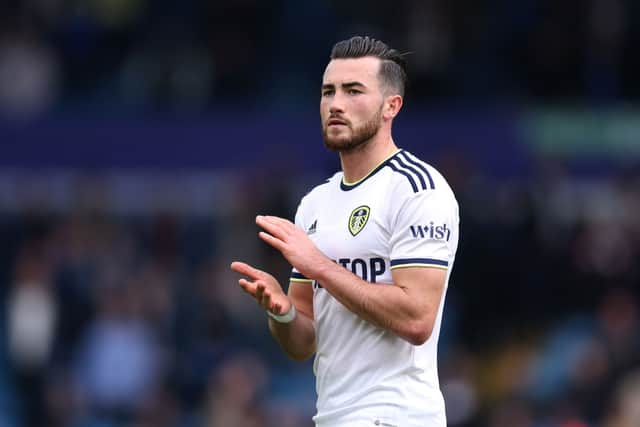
[399, 151, 435, 189]
[394, 155, 427, 191]
[387, 161, 419, 193]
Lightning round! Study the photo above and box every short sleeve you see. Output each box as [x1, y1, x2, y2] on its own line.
[389, 189, 458, 270]
[290, 201, 314, 284]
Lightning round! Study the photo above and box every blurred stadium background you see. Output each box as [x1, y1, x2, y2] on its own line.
[1, 1, 639, 426]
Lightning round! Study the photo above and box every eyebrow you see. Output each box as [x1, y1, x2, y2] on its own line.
[322, 81, 367, 91]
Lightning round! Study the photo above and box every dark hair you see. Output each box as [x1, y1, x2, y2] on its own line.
[330, 36, 407, 97]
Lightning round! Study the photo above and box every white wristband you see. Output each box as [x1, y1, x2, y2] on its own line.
[267, 304, 296, 323]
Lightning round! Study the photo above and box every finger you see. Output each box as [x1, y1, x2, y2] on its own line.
[272, 301, 282, 315]
[238, 278, 257, 295]
[230, 261, 265, 280]
[264, 216, 295, 229]
[264, 216, 309, 241]
[255, 281, 266, 301]
[256, 215, 289, 238]
[263, 216, 299, 236]
[262, 290, 272, 309]
[271, 300, 293, 315]
[258, 231, 286, 252]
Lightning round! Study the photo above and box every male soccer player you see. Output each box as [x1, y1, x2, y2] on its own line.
[231, 36, 459, 427]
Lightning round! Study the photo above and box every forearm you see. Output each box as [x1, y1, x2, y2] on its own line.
[313, 261, 432, 345]
[251, 214, 444, 346]
[268, 310, 316, 361]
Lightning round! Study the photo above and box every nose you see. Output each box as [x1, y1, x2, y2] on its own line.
[329, 105, 344, 115]
[328, 92, 345, 115]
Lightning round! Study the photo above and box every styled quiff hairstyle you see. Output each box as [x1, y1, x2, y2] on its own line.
[330, 36, 407, 97]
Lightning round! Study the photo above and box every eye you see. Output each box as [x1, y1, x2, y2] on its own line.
[322, 89, 334, 97]
[348, 89, 361, 95]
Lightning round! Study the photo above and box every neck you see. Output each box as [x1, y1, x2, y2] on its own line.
[340, 132, 399, 184]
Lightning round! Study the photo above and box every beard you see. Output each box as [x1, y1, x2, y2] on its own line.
[322, 106, 383, 153]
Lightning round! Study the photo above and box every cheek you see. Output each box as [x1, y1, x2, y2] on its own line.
[351, 103, 374, 121]
[355, 97, 379, 113]
[320, 100, 330, 118]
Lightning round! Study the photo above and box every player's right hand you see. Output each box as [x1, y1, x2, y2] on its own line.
[230, 261, 292, 315]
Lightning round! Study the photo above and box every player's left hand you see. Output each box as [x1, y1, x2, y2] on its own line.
[256, 215, 330, 279]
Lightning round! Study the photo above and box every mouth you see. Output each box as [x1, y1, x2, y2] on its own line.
[327, 118, 347, 127]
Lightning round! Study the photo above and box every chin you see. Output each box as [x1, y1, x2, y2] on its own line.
[323, 137, 370, 153]
[325, 139, 346, 149]
[323, 130, 350, 151]
[324, 136, 352, 151]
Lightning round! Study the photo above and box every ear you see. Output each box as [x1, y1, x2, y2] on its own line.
[382, 94, 403, 120]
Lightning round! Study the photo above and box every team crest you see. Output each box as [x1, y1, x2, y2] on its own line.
[348, 206, 370, 236]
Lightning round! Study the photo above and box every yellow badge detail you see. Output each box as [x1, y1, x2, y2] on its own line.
[348, 205, 370, 236]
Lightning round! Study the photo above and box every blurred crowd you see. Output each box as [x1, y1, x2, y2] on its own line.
[443, 159, 640, 427]
[1, 0, 640, 118]
[0, 158, 637, 427]
[0, 170, 315, 427]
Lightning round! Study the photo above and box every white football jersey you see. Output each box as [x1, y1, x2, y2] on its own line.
[291, 149, 460, 427]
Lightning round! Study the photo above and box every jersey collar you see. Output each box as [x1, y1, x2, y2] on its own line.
[340, 149, 402, 191]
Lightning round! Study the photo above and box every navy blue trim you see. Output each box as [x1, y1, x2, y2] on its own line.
[291, 272, 310, 280]
[393, 156, 427, 191]
[391, 258, 448, 267]
[399, 151, 435, 189]
[387, 161, 419, 193]
[340, 151, 402, 191]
